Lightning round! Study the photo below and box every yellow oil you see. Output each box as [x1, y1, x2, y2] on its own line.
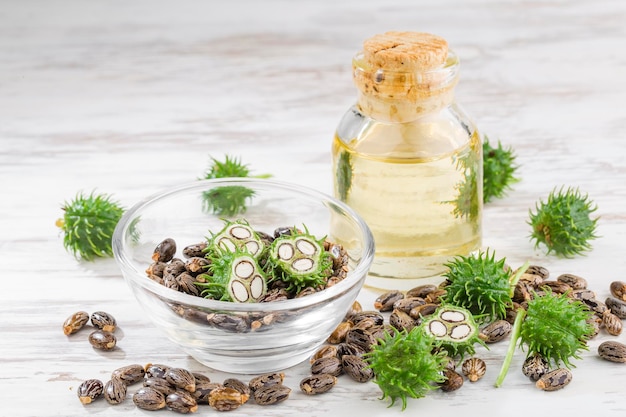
[332, 117, 482, 290]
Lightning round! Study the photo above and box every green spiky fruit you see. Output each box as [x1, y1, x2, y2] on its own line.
[443, 250, 518, 322]
[422, 305, 486, 360]
[56, 191, 125, 261]
[483, 136, 519, 203]
[207, 219, 266, 260]
[366, 327, 447, 410]
[267, 227, 333, 293]
[529, 187, 599, 257]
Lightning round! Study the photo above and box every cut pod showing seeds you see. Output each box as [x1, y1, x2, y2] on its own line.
[422, 304, 486, 359]
[207, 219, 266, 259]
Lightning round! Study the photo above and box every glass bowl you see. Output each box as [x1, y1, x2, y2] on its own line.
[113, 178, 374, 374]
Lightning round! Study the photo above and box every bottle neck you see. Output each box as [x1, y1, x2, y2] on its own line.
[356, 88, 456, 123]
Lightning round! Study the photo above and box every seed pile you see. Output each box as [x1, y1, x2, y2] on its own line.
[63, 310, 118, 351]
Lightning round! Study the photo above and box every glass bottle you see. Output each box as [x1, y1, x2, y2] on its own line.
[332, 32, 482, 290]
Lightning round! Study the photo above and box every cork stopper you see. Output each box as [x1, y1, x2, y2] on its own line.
[353, 31, 459, 122]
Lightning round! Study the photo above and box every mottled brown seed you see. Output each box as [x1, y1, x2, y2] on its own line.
[90, 311, 117, 333]
[524, 265, 550, 280]
[439, 369, 463, 392]
[342, 355, 374, 383]
[598, 341, 626, 363]
[535, 368, 572, 391]
[248, 373, 285, 392]
[425, 289, 447, 304]
[374, 290, 404, 312]
[63, 311, 89, 336]
[112, 364, 145, 385]
[145, 363, 170, 379]
[193, 382, 223, 403]
[344, 300, 363, 320]
[350, 311, 384, 327]
[336, 342, 366, 358]
[461, 358, 486, 382]
[606, 297, 626, 319]
[345, 327, 378, 351]
[146, 261, 166, 279]
[571, 288, 596, 301]
[208, 387, 246, 411]
[164, 259, 187, 278]
[522, 353, 550, 381]
[223, 378, 251, 402]
[610, 281, 626, 301]
[88, 330, 116, 350]
[327, 321, 352, 344]
[582, 297, 607, 315]
[409, 303, 438, 320]
[153, 238, 177, 262]
[518, 273, 544, 287]
[144, 377, 176, 396]
[77, 379, 104, 404]
[253, 384, 292, 405]
[389, 309, 416, 332]
[311, 356, 343, 377]
[166, 368, 196, 393]
[602, 310, 623, 336]
[182, 242, 207, 259]
[311, 345, 338, 363]
[556, 273, 587, 290]
[392, 297, 426, 314]
[104, 378, 127, 405]
[207, 313, 249, 333]
[479, 320, 512, 343]
[406, 284, 438, 299]
[587, 315, 601, 338]
[176, 272, 200, 296]
[184, 257, 209, 274]
[133, 387, 166, 410]
[512, 282, 533, 303]
[166, 390, 198, 414]
[193, 372, 211, 384]
[540, 280, 572, 295]
[300, 374, 337, 395]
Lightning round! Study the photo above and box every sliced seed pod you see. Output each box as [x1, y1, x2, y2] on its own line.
[327, 321, 352, 344]
[77, 379, 104, 405]
[144, 377, 176, 396]
[166, 368, 196, 393]
[88, 330, 116, 350]
[310, 356, 343, 377]
[166, 390, 198, 414]
[182, 242, 207, 259]
[248, 372, 285, 392]
[133, 387, 166, 411]
[406, 284, 438, 299]
[602, 310, 623, 336]
[392, 297, 426, 314]
[389, 309, 416, 332]
[522, 353, 550, 381]
[208, 387, 246, 411]
[525, 265, 550, 280]
[104, 378, 127, 405]
[556, 273, 587, 290]
[153, 238, 177, 262]
[597, 341, 626, 363]
[341, 355, 374, 383]
[438, 369, 464, 392]
[606, 297, 626, 319]
[461, 358, 486, 382]
[299, 374, 337, 395]
[193, 382, 223, 404]
[479, 320, 512, 343]
[223, 378, 251, 402]
[111, 364, 145, 385]
[374, 290, 404, 312]
[63, 311, 89, 336]
[145, 363, 170, 379]
[610, 281, 626, 301]
[535, 368, 572, 391]
[540, 280, 572, 295]
[336, 342, 366, 358]
[253, 384, 292, 405]
[310, 345, 338, 363]
[90, 311, 117, 332]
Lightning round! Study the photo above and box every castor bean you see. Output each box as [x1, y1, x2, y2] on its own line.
[144, 363, 170, 379]
[193, 373, 211, 384]
[176, 272, 200, 296]
[406, 284, 438, 299]
[479, 320, 512, 343]
[253, 384, 292, 405]
[223, 378, 251, 402]
[310, 345, 338, 363]
[111, 364, 145, 385]
[344, 300, 363, 320]
[540, 280, 572, 295]
[392, 297, 426, 314]
[556, 273, 587, 290]
[166, 368, 196, 393]
[133, 387, 166, 410]
[327, 321, 352, 344]
[408, 303, 438, 320]
[345, 327, 378, 351]
[606, 297, 626, 319]
[522, 353, 549, 381]
[90, 311, 116, 332]
[63, 311, 89, 335]
[535, 368, 572, 391]
[299, 374, 337, 395]
[425, 289, 447, 304]
[88, 330, 116, 350]
[207, 313, 249, 333]
[146, 261, 167, 279]
[350, 311, 384, 327]
[439, 369, 463, 392]
[461, 358, 486, 382]
[153, 238, 177, 262]
[341, 355, 374, 383]
[77, 379, 104, 404]
[602, 310, 623, 336]
[182, 242, 207, 259]
[512, 281, 533, 303]
[582, 297, 607, 315]
[571, 288, 596, 302]
[208, 387, 246, 411]
[610, 281, 626, 301]
[374, 290, 404, 312]
[164, 259, 186, 278]
[184, 256, 209, 274]
[524, 264, 550, 279]
[248, 372, 285, 392]
[193, 382, 223, 403]
[104, 378, 127, 405]
[598, 341, 626, 363]
[144, 377, 176, 396]
[518, 273, 544, 287]
[389, 308, 416, 332]
[166, 390, 198, 414]
[311, 356, 343, 377]
[336, 342, 366, 358]
[163, 272, 180, 291]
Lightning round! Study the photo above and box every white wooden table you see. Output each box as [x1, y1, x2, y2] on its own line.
[2, 0, 626, 415]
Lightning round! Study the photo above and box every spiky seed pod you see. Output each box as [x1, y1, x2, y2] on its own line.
[482, 136, 519, 203]
[528, 187, 599, 257]
[422, 305, 487, 360]
[520, 290, 595, 368]
[207, 219, 266, 260]
[442, 250, 516, 322]
[365, 327, 447, 410]
[267, 227, 333, 293]
[56, 191, 125, 261]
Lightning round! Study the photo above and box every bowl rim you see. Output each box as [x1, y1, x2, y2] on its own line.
[113, 178, 375, 312]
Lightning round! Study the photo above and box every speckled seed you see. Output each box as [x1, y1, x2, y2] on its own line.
[327, 321, 352, 344]
[406, 284, 438, 299]
[374, 290, 404, 312]
[341, 355, 374, 383]
[522, 353, 550, 381]
[587, 315, 602, 338]
[63, 311, 89, 335]
[606, 297, 626, 319]
[392, 297, 426, 314]
[610, 281, 626, 301]
[223, 378, 251, 402]
[111, 364, 145, 385]
[311, 356, 343, 377]
[166, 368, 196, 393]
[176, 272, 201, 296]
[439, 369, 463, 392]
[479, 320, 512, 343]
[425, 289, 447, 304]
[193, 372, 211, 384]
[345, 327, 378, 352]
[77, 379, 104, 404]
[389, 309, 416, 332]
[193, 382, 223, 404]
[602, 310, 623, 336]
[300, 374, 337, 395]
[597, 341, 626, 363]
[88, 330, 116, 350]
[182, 242, 207, 259]
[166, 390, 198, 414]
[556, 273, 587, 290]
[350, 311, 385, 327]
[311, 345, 339, 363]
[144, 377, 176, 396]
[336, 342, 366, 358]
[513, 282, 533, 303]
[582, 297, 608, 315]
[571, 289, 596, 302]
[208, 387, 246, 411]
[144, 363, 170, 379]
[253, 384, 292, 405]
[540, 280, 572, 295]
[153, 238, 177, 262]
[184, 257, 209, 274]
[248, 372, 285, 392]
[535, 368, 572, 391]
[104, 378, 127, 405]
[409, 303, 438, 320]
[207, 313, 249, 333]
[461, 358, 486, 382]
[133, 387, 166, 410]
[90, 311, 117, 332]
[344, 300, 363, 320]
[518, 273, 544, 287]
[525, 265, 550, 280]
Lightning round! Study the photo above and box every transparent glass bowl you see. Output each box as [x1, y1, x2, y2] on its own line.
[113, 179, 374, 374]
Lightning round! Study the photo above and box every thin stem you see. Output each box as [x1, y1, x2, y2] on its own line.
[508, 260, 530, 297]
[494, 307, 526, 388]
